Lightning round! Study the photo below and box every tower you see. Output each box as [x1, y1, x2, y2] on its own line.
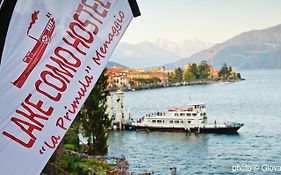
[106, 95, 114, 127]
[210, 49, 220, 77]
[115, 90, 124, 130]
[210, 50, 215, 75]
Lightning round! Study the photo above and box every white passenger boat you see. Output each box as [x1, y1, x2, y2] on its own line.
[129, 103, 243, 134]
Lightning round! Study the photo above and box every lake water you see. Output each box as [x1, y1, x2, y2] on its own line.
[107, 70, 281, 175]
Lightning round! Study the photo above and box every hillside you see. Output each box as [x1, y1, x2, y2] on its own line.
[110, 41, 182, 68]
[106, 61, 128, 68]
[165, 24, 281, 70]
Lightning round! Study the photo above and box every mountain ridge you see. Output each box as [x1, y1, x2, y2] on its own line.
[106, 61, 128, 68]
[110, 39, 212, 68]
[165, 24, 281, 70]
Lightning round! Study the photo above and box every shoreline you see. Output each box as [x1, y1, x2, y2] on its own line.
[109, 78, 245, 92]
[42, 150, 154, 175]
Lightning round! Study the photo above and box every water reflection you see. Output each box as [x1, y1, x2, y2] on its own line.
[107, 70, 281, 174]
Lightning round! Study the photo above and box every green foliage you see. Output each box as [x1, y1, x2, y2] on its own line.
[184, 69, 195, 82]
[45, 69, 119, 174]
[183, 61, 210, 82]
[169, 61, 241, 83]
[190, 63, 200, 79]
[198, 61, 210, 79]
[59, 155, 114, 175]
[63, 129, 80, 151]
[237, 73, 241, 79]
[168, 68, 184, 83]
[218, 63, 231, 78]
[218, 63, 242, 80]
[175, 67, 184, 82]
[64, 144, 78, 151]
[168, 72, 177, 83]
[132, 77, 161, 85]
[229, 66, 232, 72]
[76, 69, 111, 156]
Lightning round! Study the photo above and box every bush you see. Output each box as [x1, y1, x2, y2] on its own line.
[58, 155, 115, 175]
[64, 144, 78, 151]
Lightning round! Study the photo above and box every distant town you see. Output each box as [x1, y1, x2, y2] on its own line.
[105, 61, 243, 91]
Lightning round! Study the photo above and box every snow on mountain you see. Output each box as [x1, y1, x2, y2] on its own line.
[110, 39, 213, 68]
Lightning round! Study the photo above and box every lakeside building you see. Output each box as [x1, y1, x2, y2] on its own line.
[106, 67, 129, 89]
[106, 67, 169, 90]
[106, 62, 240, 91]
[211, 69, 219, 77]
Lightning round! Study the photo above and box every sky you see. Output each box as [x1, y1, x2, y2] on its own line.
[121, 0, 281, 44]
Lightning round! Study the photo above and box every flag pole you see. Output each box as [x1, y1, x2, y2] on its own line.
[128, 0, 141, 18]
[0, 0, 17, 62]
[0, 0, 5, 10]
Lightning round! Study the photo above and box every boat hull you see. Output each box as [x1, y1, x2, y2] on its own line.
[199, 127, 241, 134]
[128, 125, 241, 134]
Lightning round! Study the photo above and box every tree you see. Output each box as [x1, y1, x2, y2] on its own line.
[132, 77, 161, 85]
[76, 69, 111, 156]
[190, 63, 200, 79]
[46, 69, 111, 172]
[168, 72, 177, 83]
[198, 61, 210, 79]
[175, 67, 183, 82]
[237, 73, 241, 79]
[228, 66, 232, 73]
[218, 63, 230, 78]
[184, 69, 195, 82]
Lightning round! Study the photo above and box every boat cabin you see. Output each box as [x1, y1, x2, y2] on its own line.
[167, 103, 206, 117]
[139, 103, 207, 128]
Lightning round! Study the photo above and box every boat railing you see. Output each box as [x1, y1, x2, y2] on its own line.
[168, 107, 194, 112]
[146, 112, 165, 117]
[205, 120, 243, 128]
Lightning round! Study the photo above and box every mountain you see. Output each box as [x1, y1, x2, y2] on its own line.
[165, 24, 281, 70]
[111, 41, 182, 68]
[110, 39, 213, 69]
[154, 38, 214, 57]
[106, 61, 128, 68]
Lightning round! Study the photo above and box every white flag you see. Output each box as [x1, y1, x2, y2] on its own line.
[0, 0, 139, 174]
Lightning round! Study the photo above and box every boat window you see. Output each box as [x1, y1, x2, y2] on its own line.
[175, 113, 179, 116]
[180, 113, 185, 116]
[186, 113, 191, 116]
[170, 120, 173, 123]
[192, 113, 197, 116]
[188, 121, 191, 124]
[157, 120, 162, 123]
[162, 120, 165, 123]
[152, 120, 156, 123]
[203, 113, 206, 117]
[180, 121, 184, 123]
[175, 120, 179, 123]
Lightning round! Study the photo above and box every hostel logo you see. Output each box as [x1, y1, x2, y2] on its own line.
[13, 10, 55, 88]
